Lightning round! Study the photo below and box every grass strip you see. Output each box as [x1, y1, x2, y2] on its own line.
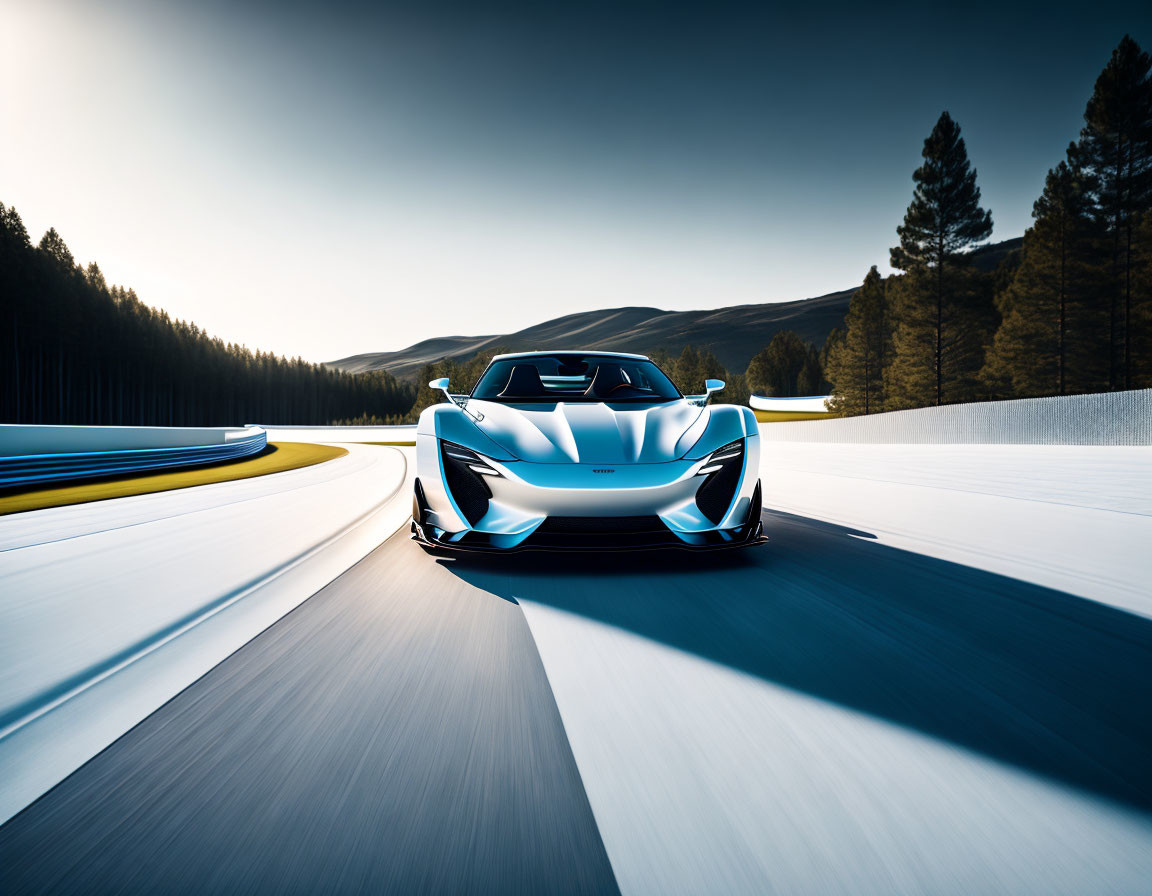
[753, 410, 834, 423]
[0, 442, 348, 516]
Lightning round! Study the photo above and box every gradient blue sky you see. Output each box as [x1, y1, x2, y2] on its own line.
[3, 1, 1149, 361]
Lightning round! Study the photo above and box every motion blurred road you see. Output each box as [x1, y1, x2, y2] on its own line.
[3, 508, 1152, 894]
[0, 529, 618, 894]
[2, 441, 1151, 894]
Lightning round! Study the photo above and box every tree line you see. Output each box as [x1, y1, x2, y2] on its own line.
[0, 209, 417, 426]
[826, 35, 1152, 416]
[651, 338, 829, 402]
[0, 198, 819, 430]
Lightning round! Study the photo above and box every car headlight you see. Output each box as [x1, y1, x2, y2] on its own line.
[441, 441, 503, 477]
[696, 439, 743, 476]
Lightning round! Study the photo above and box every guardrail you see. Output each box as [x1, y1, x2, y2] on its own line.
[0, 426, 267, 488]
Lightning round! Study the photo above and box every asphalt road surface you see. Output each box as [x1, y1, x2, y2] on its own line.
[0, 530, 619, 895]
[3, 507, 1152, 894]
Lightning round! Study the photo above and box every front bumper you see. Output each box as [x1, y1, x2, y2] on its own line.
[410, 511, 766, 553]
[414, 433, 766, 552]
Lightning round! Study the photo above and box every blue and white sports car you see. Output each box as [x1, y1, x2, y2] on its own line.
[412, 351, 765, 552]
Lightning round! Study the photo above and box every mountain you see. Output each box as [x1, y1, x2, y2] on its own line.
[331, 238, 1024, 379]
[328, 294, 853, 379]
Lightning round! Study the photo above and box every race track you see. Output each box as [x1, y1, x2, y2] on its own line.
[1, 440, 1151, 894]
[0, 531, 616, 895]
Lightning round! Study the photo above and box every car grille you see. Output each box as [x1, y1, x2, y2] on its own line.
[524, 515, 674, 549]
[535, 516, 667, 534]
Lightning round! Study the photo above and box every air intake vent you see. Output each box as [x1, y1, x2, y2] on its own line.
[695, 438, 745, 524]
[537, 516, 667, 535]
[440, 442, 492, 526]
[524, 516, 674, 549]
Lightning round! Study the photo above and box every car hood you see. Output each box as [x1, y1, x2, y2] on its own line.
[466, 400, 704, 464]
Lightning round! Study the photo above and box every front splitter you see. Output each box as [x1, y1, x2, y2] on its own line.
[410, 519, 768, 554]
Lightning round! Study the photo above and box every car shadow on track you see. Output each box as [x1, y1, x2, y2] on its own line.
[440, 507, 1152, 814]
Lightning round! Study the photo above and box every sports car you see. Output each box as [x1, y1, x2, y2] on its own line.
[411, 351, 765, 552]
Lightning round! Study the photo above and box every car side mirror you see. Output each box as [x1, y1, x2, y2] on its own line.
[687, 379, 726, 407]
[429, 376, 484, 421]
[701, 379, 725, 405]
[429, 377, 452, 402]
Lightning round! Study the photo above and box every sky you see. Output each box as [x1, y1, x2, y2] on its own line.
[3, 0, 1150, 363]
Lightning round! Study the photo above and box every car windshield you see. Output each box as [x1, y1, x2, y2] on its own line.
[471, 354, 682, 403]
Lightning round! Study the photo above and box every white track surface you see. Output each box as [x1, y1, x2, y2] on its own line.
[760, 441, 1152, 617]
[519, 438, 1152, 895]
[0, 442, 414, 823]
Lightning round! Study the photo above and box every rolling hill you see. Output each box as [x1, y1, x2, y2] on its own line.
[331, 238, 1022, 379]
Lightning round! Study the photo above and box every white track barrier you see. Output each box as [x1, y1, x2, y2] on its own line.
[748, 395, 831, 413]
[756, 388, 1152, 445]
[256, 424, 416, 443]
[0, 425, 267, 487]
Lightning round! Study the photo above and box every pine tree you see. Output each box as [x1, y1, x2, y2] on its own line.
[888, 111, 995, 407]
[85, 262, 109, 294]
[819, 326, 842, 382]
[745, 330, 821, 397]
[796, 351, 824, 395]
[982, 157, 1105, 396]
[826, 266, 889, 415]
[1076, 35, 1152, 390]
[695, 348, 729, 390]
[1134, 209, 1152, 387]
[38, 228, 75, 270]
[0, 203, 31, 249]
[672, 345, 704, 393]
[644, 345, 744, 400]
